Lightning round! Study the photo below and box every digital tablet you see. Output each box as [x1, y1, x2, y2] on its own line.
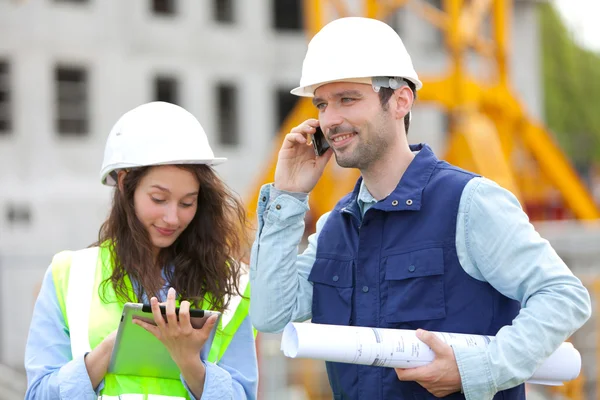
[108, 302, 221, 379]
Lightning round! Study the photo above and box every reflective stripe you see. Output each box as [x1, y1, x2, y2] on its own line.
[221, 265, 249, 328]
[99, 395, 185, 400]
[66, 247, 99, 359]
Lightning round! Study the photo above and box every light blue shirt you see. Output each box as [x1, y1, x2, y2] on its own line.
[249, 176, 591, 400]
[25, 265, 258, 400]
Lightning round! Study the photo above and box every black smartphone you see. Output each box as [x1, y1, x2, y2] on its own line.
[312, 126, 330, 157]
[134, 304, 219, 329]
[141, 304, 206, 318]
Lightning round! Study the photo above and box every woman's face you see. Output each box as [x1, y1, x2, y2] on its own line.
[132, 165, 199, 253]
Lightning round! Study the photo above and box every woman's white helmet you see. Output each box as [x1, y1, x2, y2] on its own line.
[100, 101, 226, 186]
[291, 17, 422, 97]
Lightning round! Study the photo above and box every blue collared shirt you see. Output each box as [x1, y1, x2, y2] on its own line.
[249, 174, 591, 400]
[25, 265, 258, 400]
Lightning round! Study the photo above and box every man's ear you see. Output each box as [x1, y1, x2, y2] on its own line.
[117, 170, 128, 192]
[392, 85, 414, 121]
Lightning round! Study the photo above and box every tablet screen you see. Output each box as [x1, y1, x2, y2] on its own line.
[108, 302, 221, 379]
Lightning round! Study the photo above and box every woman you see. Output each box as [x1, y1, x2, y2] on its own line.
[24, 102, 257, 399]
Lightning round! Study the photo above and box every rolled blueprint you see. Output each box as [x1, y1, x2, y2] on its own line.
[281, 322, 581, 386]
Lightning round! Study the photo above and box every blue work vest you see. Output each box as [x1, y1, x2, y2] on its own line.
[309, 144, 524, 400]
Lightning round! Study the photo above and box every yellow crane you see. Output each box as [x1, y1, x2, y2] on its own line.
[248, 1, 599, 398]
[247, 0, 600, 223]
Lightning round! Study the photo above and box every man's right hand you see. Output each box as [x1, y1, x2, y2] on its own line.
[274, 119, 333, 193]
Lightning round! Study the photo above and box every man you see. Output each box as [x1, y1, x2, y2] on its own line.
[249, 17, 591, 400]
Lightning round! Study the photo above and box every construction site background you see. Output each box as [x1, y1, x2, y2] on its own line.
[1, 1, 600, 399]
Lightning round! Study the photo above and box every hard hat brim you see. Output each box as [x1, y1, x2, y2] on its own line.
[291, 76, 423, 97]
[100, 157, 228, 186]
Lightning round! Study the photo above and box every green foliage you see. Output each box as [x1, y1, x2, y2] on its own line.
[539, 3, 600, 166]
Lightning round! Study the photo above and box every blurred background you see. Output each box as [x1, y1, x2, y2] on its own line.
[1, 0, 600, 399]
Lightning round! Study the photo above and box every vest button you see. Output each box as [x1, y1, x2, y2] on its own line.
[362, 286, 369, 293]
[408, 265, 416, 272]
[332, 275, 339, 282]
[391, 200, 399, 206]
[406, 199, 413, 206]
[262, 196, 267, 202]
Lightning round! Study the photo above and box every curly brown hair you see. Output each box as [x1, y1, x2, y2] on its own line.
[94, 164, 250, 312]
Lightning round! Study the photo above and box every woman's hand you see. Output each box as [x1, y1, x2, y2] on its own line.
[84, 330, 117, 389]
[133, 287, 218, 397]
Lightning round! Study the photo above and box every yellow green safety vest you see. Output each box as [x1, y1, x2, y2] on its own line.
[51, 245, 251, 400]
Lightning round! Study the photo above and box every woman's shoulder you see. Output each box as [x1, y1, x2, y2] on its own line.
[50, 246, 103, 276]
[50, 250, 75, 278]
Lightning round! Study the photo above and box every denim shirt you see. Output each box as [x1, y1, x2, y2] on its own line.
[249, 176, 591, 400]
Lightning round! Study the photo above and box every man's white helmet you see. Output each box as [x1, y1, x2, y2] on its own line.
[100, 101, 226, 186]
[291, 17, 422, 97]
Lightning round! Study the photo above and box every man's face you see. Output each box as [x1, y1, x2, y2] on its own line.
[313, 82, 396, 170]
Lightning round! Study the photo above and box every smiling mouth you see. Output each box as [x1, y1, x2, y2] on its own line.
[155, 226, 176, 236]
[332, 133, 355, 143]
[329, 131, 358, 147]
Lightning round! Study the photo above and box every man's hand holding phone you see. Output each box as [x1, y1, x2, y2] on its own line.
[274, 119, 333, 193]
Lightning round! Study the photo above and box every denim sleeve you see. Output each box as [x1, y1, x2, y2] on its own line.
[24, 265, 98, 400]
[263, 186, 312, 221]
[190, 316, 258, 399]
[249, 183, 330, 333]
[454, 177, 592, 400]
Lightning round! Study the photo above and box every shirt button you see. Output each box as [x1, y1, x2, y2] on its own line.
[262, 196, 267, 202]
[333, 275, 339, 282]
[406, 199, 413, 206]
[362, 286, 369, 293]
[408, 265, 416, 272]
[391, 200, 399, 206]
[275, 204, 281, 210]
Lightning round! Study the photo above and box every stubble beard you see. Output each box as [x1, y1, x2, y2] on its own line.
[334, 125, 390, 170]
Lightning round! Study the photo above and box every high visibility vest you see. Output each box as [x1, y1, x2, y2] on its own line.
[51, 245, 251, 399]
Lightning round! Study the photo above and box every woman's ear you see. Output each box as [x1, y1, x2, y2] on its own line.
[117, 170, 128, 192]
[392, 86, 414, 121]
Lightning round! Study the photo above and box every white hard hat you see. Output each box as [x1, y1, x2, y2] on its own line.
[291, 17, 423, 97]
[100, 101, 226, 186]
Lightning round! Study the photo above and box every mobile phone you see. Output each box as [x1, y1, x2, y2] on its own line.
[312, 126, 330, 157]
[141, 304, 206, 318]
[132, 303, 219, 329]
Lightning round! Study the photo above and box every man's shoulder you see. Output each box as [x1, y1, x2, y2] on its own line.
[434, 159, 480, 178]
[427, 160, 480, 193]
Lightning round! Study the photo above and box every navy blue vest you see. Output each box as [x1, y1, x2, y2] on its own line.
[309, 144, 524, 399]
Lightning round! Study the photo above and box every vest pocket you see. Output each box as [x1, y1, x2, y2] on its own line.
[308, 258, 354, 325]
[384, 248, 446, 323]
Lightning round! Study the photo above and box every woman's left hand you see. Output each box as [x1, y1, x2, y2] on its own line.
[133, 287, 218, 367]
